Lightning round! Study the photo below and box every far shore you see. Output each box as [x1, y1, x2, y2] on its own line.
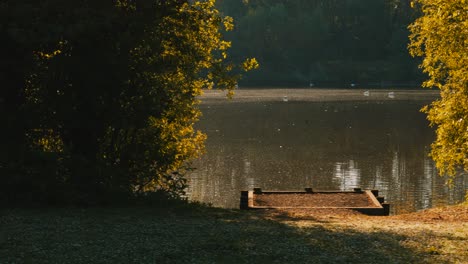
[200, 88, 440, 103]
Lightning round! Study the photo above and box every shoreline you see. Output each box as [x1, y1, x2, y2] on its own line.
[199, 88, 441, 103]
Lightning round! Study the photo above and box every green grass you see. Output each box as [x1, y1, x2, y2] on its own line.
[1, 203, 466, 263]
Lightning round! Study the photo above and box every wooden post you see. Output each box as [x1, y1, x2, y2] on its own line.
[253, 188, 262, 194]
[383, 203, 390, 216]
[377, 196, 385, 204]
[240, 191, 249, 209]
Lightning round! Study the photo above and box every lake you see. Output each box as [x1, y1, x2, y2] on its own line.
[186, 89, 468, 214]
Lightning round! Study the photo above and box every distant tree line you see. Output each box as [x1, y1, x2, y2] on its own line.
[0, 0, 256, 206]
[217, 0, 424, 87]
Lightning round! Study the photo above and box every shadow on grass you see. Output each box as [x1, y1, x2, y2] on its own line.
[0, 204, 433, 264]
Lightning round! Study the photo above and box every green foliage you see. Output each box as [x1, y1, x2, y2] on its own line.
[218, 0, 422, 86]
[0, 0, 255, 205]
[409, 0, 468, 177]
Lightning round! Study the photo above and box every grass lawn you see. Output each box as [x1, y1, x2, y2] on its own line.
[1, 202, 467, 263]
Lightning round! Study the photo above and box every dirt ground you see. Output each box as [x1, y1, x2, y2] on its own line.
[253, 192, 375, 207]
[256, 203, 468, 223]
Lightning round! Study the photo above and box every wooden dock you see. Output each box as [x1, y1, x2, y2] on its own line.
[240, 188, 390, 216]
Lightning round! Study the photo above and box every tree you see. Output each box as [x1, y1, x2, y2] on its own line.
[0, 0, 258, 204]
[408, 0, 468, 178]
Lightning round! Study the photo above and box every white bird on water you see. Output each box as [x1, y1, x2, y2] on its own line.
[388, 92, 395, 99]
[282, 96, 289, 102]
[363, 90, 370, 96]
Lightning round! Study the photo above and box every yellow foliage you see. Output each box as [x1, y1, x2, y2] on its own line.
[33, 129, 64, 153]
[36, 49, 62, 59]
[409, 0, 468, 177]
[242, 58, 260, 71]
[223, 16, 234, 31]
[34, 40, 68, 60]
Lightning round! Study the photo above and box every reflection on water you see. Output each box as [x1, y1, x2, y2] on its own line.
[334, 160, 360, 190]
[187, 90, 467, 214]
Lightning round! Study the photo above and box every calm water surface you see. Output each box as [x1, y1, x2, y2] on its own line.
[187, 89, 468, 214]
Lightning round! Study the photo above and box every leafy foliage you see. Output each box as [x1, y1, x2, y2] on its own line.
[0, 0, 257, 205]
[409, 0, 468, 177]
